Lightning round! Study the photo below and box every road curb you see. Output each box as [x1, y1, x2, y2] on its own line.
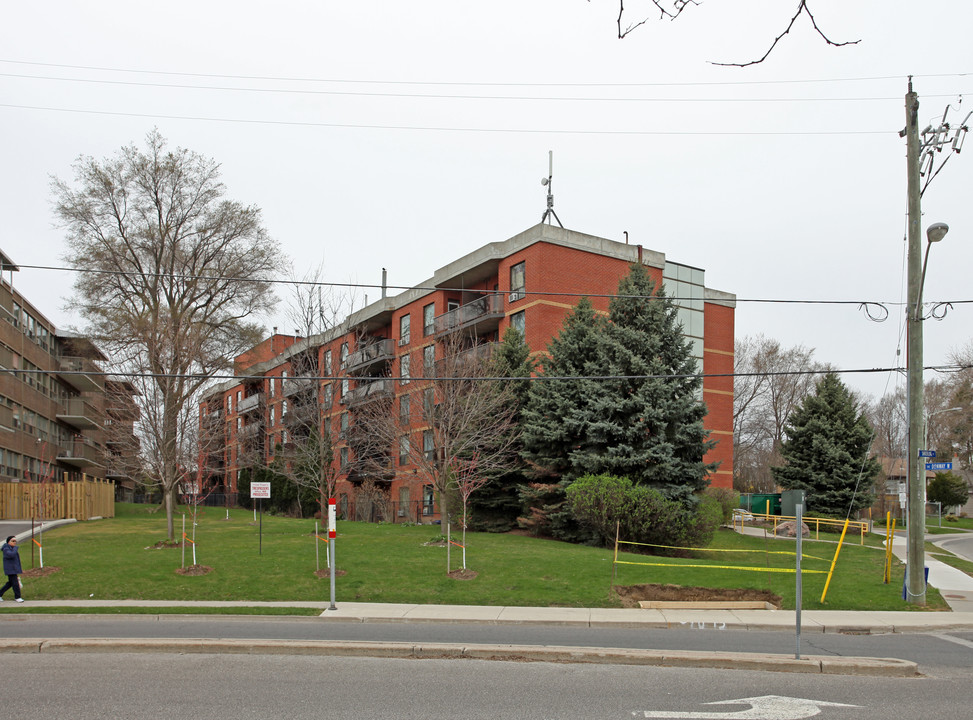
[0, 638, 918, 676]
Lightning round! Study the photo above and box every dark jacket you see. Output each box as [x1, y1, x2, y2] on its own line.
[2, 542, 22, 575]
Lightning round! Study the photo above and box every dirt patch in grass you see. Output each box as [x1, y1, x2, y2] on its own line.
[448, 569, 478, 580]
[21, 566, 61, 578]
[614, 583, 781, 609]
[148, 540, 186, 549]
[314, 568, 347, 579]
[175, 564, 212, 576]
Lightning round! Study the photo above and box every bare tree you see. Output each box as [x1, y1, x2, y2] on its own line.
[453, 453, 490, 570]
[52, 129, 286, 540]
[354, 332, 520, 572]
[598, 0, 859, 66]
[733, 334, 822, 493]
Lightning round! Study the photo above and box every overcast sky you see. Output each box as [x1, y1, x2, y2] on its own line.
[1, 1, 971, 403]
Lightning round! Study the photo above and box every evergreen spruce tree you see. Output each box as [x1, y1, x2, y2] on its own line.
[771, 372, 879, 516]
[585, 263, 716, 501]
[468, 327, 535, 531]
[522, 264, 717, 504]
[521, 297, 607, 479]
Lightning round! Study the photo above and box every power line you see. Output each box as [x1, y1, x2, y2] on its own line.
[0, 58, 969, 88]
[4, 364, 970, 385]
[0, 103, 895, 137]
[3, 71, 969, 104]
[15, 262, 970, 308]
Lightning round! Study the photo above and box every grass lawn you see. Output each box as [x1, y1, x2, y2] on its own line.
[2, 502, 954, 612]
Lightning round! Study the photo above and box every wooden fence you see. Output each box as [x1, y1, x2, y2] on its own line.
[0, 478, 115, 521]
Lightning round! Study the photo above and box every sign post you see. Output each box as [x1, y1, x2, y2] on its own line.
[328, 497, 337, 610]
[251, 482, 271, 555]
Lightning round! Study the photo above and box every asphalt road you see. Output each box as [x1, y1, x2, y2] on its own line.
[3, 615, 973, 678]
[7, 652, 971, 720]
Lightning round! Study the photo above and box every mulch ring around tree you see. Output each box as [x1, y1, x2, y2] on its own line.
[314, 568, 348, 579]
[447, 568, 478, 580]
[21, 566, 61, 578]
[614, 583, 781, 609]
[175, 564, 213, 576]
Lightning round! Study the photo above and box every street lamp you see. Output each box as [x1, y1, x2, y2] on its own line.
[905, 220, 949, 605]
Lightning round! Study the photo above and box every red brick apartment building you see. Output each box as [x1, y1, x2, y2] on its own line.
[200, 224, 736, 521]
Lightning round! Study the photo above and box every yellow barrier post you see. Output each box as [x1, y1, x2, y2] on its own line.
[820, 518, 851, 603]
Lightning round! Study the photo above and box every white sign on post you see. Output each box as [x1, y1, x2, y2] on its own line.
[250, 482, 271, 499]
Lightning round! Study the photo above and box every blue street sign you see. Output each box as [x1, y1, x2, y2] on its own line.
[926, 462, 952, 471]
[918, 450, 936, 458]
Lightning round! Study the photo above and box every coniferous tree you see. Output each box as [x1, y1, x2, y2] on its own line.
[522, 265, 716, 504]
[771, 373, 879, 516]
[521, 297, 606, 479]
[584, 263, 716, 501]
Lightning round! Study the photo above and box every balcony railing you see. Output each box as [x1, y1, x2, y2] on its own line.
[57, 356, 106, 393]
[434, 342, 497, 377]
[237, 393, 263, 414]
[341, 378, 394, 407]
[342, 338, 395, 375]
[56, 397, 101, 430]
[283, 378, 315, 398]
[433, 294, 504, 337]
[56, 438, 104, 468]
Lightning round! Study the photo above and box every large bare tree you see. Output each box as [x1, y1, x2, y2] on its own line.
[733, 335, 822, 493]
[53, 129, 286, 540]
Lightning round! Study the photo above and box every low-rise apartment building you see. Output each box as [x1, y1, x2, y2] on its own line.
[202, 223, 736, 520]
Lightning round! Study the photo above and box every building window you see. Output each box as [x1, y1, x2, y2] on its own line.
[423, 345, 435, 377]
[236, 390, 242, 405]
[268, 377, 276, 397]
[341, 378, 349, 399]
[423, 303, 435, 336]
[340, 343, 348, 365]
[509, 261, 525, 301]
[423, 387, 435, 420]
[281, 400, 288, 417]
[422, 485, 435, 516]
[423, 429, 435, 461]
[399, 314, 411, 345]
[340, 411, 349, 434]
[339, 447, 349, 470]
[269, 406, 275, 426]
[400, 353, 410, 385]
[399, 394, 410, 425]
[511, 310, 526, 336]
[399, 435, 410, 466]
[399, 487, 411, 519]
[324, 349, 333, 376]
[323, 383, 332, 407]
[447, 299, 459, 312]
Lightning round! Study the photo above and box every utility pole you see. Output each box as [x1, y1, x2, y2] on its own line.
[904, 77, 925, 604]
[902, 78, 967, 604]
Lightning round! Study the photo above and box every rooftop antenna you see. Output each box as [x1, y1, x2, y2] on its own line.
[540, 150, 563, 228]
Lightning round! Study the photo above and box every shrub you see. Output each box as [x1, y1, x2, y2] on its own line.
[703, 486, 740, 525]
[565, 474, 722, 554]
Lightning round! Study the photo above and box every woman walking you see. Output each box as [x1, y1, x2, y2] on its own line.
[1, 535, 24, 602]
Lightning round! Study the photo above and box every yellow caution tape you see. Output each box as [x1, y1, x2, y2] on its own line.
[617, 539, 824, 561]
[613, 560, 826, 574]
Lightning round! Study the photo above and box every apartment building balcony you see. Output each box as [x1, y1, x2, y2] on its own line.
[342, 338, 395, 376]
[57, 356, 105, 393]
[341, 378, 394, 407]
[283, 401, 317, 428]
[283, 378, 315, 399]
[433, 294, 503, 338]
[56, 397, 101, 430]
[237, 393, 263, 414]
[56, 438, 104, 468]
[434, 341, 497, 377]
[238, 421, 263, 439]
[105, 465, 131, 480]
[346, 454, 395, 483]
